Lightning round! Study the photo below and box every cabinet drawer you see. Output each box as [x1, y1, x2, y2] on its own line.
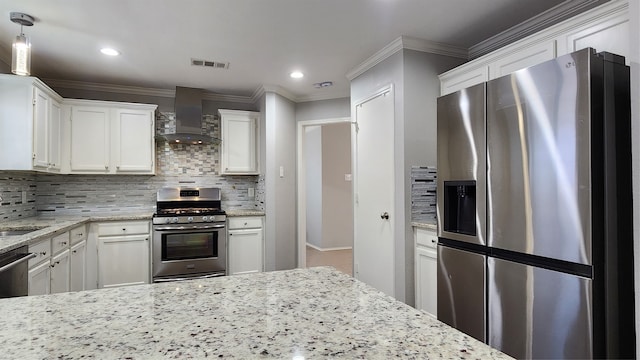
[98, 221, 150, 236]
[28, 238, 51, 267]
[415, 228, 438, 249]
[228, 217, 262, 230]
[70, 225, 87, 244]
[51, 232, 70, 254]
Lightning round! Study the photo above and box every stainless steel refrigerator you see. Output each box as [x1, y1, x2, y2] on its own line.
[436, 48, 635, 359]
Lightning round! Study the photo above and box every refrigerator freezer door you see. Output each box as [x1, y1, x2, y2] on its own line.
[486, 49, 593, 265]
[437, 83, 486, 245]
[437, 245, 486, 342]
[487, 257, 592, 359]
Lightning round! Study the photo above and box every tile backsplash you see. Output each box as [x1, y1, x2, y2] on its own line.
[411, 166, 437, 224]
[0, 111, 262, 220]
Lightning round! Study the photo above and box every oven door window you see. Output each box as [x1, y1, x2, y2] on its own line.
[162, 231, 218, 261]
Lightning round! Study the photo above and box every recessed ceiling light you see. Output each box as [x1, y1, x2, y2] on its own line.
[290, 71, 304, 79]
[100, 48, 120, 56]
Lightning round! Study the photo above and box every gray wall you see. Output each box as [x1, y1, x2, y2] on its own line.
[296, 97, 350, 121]
[321, 122, 353, 249]
[0, 58, 9, 74]
[263, 92, 297, 271]
[305, 126, 323, 248]
[350, 48, 464, 305]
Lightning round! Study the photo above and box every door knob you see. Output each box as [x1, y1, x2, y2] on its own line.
[380, 212, 389, 220]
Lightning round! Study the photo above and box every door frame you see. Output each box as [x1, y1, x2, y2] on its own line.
[296, 117, 351, 268]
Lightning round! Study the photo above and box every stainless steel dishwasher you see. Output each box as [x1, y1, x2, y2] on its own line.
[0, 246, 36, 298]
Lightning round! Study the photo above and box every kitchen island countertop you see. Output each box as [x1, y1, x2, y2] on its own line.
[0, 267, 511, 359]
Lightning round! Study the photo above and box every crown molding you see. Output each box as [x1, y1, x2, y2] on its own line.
[346, 36, 468, 81]
[469, 0, 611, 59]
[295, 90, 350, 103]
[42, 78, 256, 103]
[253, 84, 298, 103]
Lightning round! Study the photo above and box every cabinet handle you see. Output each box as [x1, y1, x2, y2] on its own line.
[72, 250, 77, 254]
[78, 233, 83, 236]
[244, 222, 248, 226]
[40, 251, 47, 256]
[105, 165, 109, 169]
[431, 239, 436, 244]
[122, 228, 126, 231]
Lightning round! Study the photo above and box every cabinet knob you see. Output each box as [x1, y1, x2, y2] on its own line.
[122, 228, 126, 231]
[72, 250, 77, 254]
[105, 165, 109, 169]
[78, 233, 83, 236]
[380, 212, 390, 220]
[431, 239, 436, 243]
[40, 251, 47, 256]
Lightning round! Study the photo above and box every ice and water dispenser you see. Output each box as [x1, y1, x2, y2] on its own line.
[443, 181, 476, 236]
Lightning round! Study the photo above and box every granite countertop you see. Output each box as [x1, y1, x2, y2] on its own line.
[225, 209, 265, 217]
[412, 221, 437, 231]
[0, 212, 154, 254]
[0, 267, 511, 359]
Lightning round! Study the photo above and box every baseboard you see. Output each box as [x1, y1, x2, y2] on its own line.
[306, 243, 353, 252]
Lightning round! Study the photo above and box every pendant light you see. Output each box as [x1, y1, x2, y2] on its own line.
[10, 12, 35, 76]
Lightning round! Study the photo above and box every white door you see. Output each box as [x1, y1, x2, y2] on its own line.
[354, 87, 395, 297]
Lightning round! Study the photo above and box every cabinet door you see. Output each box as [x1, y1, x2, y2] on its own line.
[50, 249, 70, 294]
[32, 87, 50, 169]
[560, 11, 629, 63]
[415, 246, 437, 317]
[70, 240, 86, 292]
[113, 109, 154, 173]
[228, 228, 263, 275]
[440, 66, 489, 96]
[489, 41, 556, 80]
[48, 99, 62, 170]
[28, 261, 51, 296]
[70, 106, 110, 172]
[98, 234, 149, 288]
[221, 112, 259, 174]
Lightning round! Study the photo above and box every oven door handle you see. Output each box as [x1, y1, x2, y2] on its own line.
[154, 224, 226, 231]
[153, 273, 226, 283]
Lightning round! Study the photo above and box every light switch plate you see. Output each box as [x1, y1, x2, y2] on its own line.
[248, 187, 255, 198]
[279, 166, 284, 178]
[344, 174, 352, 181]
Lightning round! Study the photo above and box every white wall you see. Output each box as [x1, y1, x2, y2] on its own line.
[321, 122, 353, 249]
[305, 126, 323, 248]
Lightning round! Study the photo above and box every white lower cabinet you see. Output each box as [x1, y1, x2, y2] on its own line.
[50, 249, 70, 294]
[227, 216, 264, 275]
[414, 227, 438, 317]
[97, 221, 150, 288]
[28, 260, 51, 296]
[70, 240, 87, 292]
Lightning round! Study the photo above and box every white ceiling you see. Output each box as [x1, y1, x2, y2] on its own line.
[0, 0, 604, 102]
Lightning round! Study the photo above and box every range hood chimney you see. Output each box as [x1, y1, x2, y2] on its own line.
[158, 86, 218, 144]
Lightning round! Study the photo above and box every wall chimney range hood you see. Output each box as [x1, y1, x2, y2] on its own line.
[157, 86, 219, 144]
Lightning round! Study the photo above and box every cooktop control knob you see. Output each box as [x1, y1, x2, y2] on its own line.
[202, 216, 208, 222]
[187, 216, 194, 223]
[165, 218, 172, 224]
[172, 217, 179, 224]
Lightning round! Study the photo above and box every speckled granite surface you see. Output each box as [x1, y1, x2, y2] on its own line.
[225, 209, 265, 217]
[0, 212, 154, 254]
[412, 221, 437, 231]
[0, 267, 511, 359]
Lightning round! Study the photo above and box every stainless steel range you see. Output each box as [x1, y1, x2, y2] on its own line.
[152, 187, 226, 282]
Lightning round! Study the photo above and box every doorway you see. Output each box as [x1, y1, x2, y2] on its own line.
[297, 118, 353, 275]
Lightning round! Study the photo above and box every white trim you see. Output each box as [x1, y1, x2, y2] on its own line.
[297, 116, 352, 269]
[305, 243, 353, 252]
[346, 36, 468, 81]
[254, 84, 297, 103]
[469, 0, 609, 58]
[42, 78, 256, 104]
[62, 98, 158, 110]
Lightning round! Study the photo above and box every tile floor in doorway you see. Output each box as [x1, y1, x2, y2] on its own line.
[306, 246, 353, 276]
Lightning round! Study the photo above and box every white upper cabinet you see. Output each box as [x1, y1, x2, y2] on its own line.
[113, 108, 155, 173]
[439, 1, 629, 95]
[219, 109, 260, 175]
[65, 99, 157, 175]
[0, 75, 64, 172]
[69, 105, 111, 172]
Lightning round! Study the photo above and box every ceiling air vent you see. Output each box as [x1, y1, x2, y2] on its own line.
[191, 58, 230, 69]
